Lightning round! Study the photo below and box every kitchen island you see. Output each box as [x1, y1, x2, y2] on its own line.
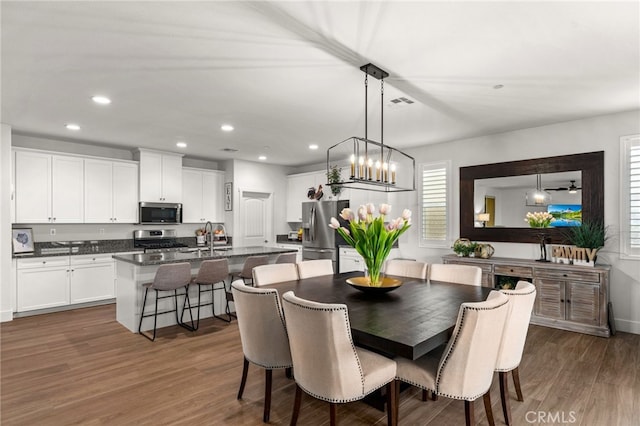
[113, 246, 296, 333]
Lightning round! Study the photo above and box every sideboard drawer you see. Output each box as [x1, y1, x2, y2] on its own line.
[494, 265, 533, 278]
[535, 268, 600, 283]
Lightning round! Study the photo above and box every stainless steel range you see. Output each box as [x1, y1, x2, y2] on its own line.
[133, 229, 187, 253]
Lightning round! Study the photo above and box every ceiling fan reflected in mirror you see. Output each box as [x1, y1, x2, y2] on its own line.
[545, 180, 582, 194]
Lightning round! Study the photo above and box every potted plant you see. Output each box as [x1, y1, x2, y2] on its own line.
[452, 238, 477, 257]
[326, 165, 343, 198]
[562, 220, 609, 265]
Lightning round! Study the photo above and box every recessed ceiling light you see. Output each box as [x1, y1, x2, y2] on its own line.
[91, 95, 111, 105]
[65, 123, 80, 131]
[176, 142, 187, 148]
[309, 144, 319, 150]
[221, 124, 234, 132]
[258, 155, 267, 161]
[493, 84, 504, 90]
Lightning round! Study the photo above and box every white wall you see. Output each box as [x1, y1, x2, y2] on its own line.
[391, 110, 640, 334]
[1, 124, 13, 321]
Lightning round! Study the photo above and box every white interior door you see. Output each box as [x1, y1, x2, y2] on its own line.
[239, 191, 273, 247]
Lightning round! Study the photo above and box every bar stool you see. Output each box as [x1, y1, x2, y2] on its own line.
[226, 255, 269, 320]
[182, 259, 231, 329]
[138, 262, 195, 341]
[230, 255, 269, 286]
[275, 252, 297, 264]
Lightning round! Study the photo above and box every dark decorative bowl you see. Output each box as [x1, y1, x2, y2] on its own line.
[346, 276, 403, 294]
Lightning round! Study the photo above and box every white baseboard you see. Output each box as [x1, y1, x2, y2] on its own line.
[1, 309, 14, 322]
[615, 318, 640, 335]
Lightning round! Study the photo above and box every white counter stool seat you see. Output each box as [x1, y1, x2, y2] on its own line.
[429, 263, 482, 286]
[496, 281, 537, 425]
[282, 291, 398, 426]
[138, 262, 195, 341]
[182, 258, 231, 328]
[275, 252, 297, 264]
[383, 259, 429, 280]
[296, 259, 333, 279]
[252, 263, 298, 286]
[395, 291, 510, 426]
[231, 281, 293, 423]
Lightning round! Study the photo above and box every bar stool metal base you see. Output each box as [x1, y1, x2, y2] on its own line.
[138, 286, 196, 341]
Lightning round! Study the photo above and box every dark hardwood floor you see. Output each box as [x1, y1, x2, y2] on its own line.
[2, 305, 638, 425]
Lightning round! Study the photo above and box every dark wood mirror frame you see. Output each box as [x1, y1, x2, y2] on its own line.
[460, 151, 604, 244]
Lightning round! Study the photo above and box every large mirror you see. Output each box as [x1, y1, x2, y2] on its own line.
[460, 151, 604, 243]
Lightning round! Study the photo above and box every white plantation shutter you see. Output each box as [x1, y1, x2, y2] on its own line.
[621, 134, 640, 257]
[420, 161, 450, 247]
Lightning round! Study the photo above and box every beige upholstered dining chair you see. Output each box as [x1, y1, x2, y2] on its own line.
[230, 255, 269, 286]
[183, 258, 231, 328]
[275, 252, 297, 264]
[231, 281, 293, 423]
[395, 291, 510, 426]
[495, 281, 537, 425]
[429, 263, 482, 286]
[383, 259, 428, 280]
[138, 262, 195, 341]
[252, 263, 299, 286]
[296, 259, 334, 279]
[282, 291, 398, 426]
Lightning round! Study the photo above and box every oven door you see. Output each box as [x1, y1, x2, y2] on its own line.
[139, 202, 182, 224]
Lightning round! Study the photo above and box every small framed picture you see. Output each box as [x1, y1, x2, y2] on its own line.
[224, 182, 233, 211]
[12, 228, 34, 254]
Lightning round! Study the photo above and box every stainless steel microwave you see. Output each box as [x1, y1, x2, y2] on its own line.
[139, 202, 182, 224]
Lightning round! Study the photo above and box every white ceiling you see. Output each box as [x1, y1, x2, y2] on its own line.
[2, 1, 639, 166]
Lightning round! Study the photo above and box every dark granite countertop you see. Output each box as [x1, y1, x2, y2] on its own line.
[112, 246, 297, 266]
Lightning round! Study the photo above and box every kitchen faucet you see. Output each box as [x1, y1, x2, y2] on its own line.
[204, 221, 214, 252]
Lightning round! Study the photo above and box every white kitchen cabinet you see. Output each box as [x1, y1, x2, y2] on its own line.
[16, 257, 70, 311]
[182, 167, 224, 223]
[14, 150, 84, 223]
[138, 149, 183, 203]
[16, 255, 116, 312]
[85, 159, 138, 223]
[70, 255, 115, 303]
[275, 243, 303, 262]
[286, 171, 326, 222]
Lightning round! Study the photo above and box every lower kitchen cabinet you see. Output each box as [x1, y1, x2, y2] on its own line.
[16, 255, 115, 313]
[339, 247, 399, 273]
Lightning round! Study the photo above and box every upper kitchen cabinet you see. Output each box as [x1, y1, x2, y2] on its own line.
[286, 171, 326, 222]
[137, 149, 183, 203]
[84, 159, 138, 223]
[14, 150, 84, 223]
[182, 167, 224, 223]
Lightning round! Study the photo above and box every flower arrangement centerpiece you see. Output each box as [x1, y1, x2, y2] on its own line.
[329, 203, 411, 287]
[525, 211, 555, 228]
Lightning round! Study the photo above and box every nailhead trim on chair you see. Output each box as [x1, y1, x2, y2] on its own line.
[434, 299, 509, 401]
[233, 284, 293, 370]
[284, 297, 381, 404]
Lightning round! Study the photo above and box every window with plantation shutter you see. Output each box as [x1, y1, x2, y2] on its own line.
[419, 161, 450, 247]
[621, 134, 640, 258]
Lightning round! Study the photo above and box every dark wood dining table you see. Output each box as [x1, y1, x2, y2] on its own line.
[266, 271, 494, 360]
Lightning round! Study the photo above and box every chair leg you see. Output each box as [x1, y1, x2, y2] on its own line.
[264, 369, 273, 423]
[512, 367, 524, 401]
[290, 384, 303, 426]
[175, 288, 195, 332]
[483, 391, 495, 426]
[138, 287, 156, 341]
[214, 281, 232, 323]
[422, 389, 428, 401]
[386, 380, 397, 426]
[500, 371, 513, 425]
[237, 357, 250, 400]
[394, 380, 400, 426]
[329, 402, 337, 426]
[285, 367, 293, 379]
[464, 400, 474, 426]
[431, 391, 438, 401]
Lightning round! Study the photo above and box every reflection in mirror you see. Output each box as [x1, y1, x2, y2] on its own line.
[474, 171, 582, 228]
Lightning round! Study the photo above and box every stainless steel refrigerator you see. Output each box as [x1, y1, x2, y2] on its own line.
[301, 200, 350, 268]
